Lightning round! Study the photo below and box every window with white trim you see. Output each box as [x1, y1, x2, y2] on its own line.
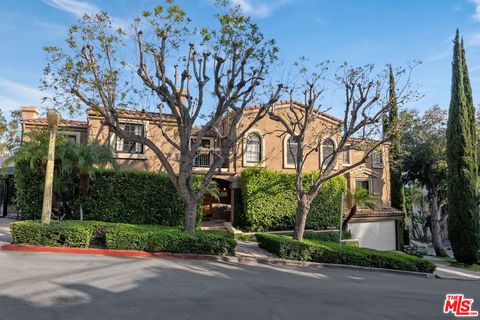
[115, 123, 144, 154]
[321, 139, 335, 167]
[372, 149, 383, 167]
[245, 133, 261, 164]
[286, 136, 298, 166]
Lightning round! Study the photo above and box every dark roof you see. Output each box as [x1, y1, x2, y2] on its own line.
[345, 207, 403, 219]
[22, 118, 88, 128]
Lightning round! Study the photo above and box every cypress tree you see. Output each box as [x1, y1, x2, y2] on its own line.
[447, 30, 480, 264]
[385, 66, 405, 213]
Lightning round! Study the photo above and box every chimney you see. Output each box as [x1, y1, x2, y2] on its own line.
[21, 106, 39, 120]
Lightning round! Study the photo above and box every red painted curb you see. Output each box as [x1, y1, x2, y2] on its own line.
[1, 244, 220, 261]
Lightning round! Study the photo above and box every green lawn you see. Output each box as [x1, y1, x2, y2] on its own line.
[446, 258, 480, 272]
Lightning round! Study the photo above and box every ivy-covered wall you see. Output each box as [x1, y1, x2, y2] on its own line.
[13, 161, 44, 220]
[238, 168, 346, 231]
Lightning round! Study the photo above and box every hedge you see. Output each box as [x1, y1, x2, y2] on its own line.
[13, 161, 44, 220]
[74, 169, 185, 226]
[256, 233, 436, 273]
[10, 220, 236, 256]
[14, 165, 195, 226]
[239, 168, 346, 231]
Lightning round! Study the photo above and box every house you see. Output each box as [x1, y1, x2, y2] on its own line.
[20, 103, 403, 251]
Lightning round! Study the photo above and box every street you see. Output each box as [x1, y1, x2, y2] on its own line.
[0, 250, 478, 320]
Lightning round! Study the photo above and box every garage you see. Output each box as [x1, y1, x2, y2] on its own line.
[348, 220, 397, 251]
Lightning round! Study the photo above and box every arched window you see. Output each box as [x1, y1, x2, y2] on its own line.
[245, 133, 261, 164]
[286, 136, 298, 166]
[321, 139, 335, 167]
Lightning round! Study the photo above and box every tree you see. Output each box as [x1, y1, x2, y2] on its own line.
[9, 129, 116, 219]
[269, 61, 417, 241]
[0, 109, 21, 158]
[342, 187, 376, 232]
[402, 106, 448, 257]
[42, 1, 281, 232]
[446, 30, 479, 264]
[384, 66, 405, 212]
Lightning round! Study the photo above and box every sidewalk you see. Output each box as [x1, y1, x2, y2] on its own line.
[424, 256, 480, 280]
[0, 216, 14, 245]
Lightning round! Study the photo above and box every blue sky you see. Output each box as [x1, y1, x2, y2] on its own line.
[1, 0, 480, 119]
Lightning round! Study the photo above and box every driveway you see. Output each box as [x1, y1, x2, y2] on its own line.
[0, 250, 478, 320]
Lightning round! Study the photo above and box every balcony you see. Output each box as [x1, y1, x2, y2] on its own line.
[193, 150, 229, 173]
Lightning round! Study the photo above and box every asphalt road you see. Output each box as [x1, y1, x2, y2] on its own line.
[0, 250, 478, 320]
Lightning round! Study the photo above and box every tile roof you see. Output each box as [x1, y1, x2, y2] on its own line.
[22, 118, 88, 128]
[344, 207, 403, 219]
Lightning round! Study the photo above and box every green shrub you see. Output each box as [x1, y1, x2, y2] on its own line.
[11, 220, 98, 247]
[303, 230, 351, 243]
[256, 233, 435, 273]
[239, 168, 346, 231]
[75, 169, 185, 226]
[13, 161, 44, 220]
[105, 224, 236, 256]
[10, 220, 237, 256]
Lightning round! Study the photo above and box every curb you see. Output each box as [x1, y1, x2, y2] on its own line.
[1, 243, 435, 279]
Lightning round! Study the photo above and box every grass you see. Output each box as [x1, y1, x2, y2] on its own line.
[446, 258, 480, 272]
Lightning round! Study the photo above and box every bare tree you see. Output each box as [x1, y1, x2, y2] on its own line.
[270, 62, 418, 241]
[43, 2, 281, 232]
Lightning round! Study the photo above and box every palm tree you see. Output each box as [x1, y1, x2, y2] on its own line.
[342, 188, 377, 231]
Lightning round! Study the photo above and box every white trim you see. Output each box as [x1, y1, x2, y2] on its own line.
[110, 120, 148, 159]
[319, 137, 338, 169]
[372, 147, 384, 169]
[242, 130, 265, 167]
[283, 134, 296, 169]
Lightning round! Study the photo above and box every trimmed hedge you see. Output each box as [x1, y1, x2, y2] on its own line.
[10, 220, 236, 256]
[75, 169, 185, 226]
[256, 233, 436, 273]
[239, 168, 346, 231]
[106, 224, 236, 256]
[11, 220, 99, 247]
[13, 161, 44, 220]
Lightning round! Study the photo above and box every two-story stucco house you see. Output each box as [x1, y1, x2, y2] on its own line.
[20, 103, 403, 251]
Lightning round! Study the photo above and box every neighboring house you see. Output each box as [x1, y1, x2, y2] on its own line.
[20, 103, 403, 250]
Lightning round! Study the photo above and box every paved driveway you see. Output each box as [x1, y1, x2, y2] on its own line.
[0, 250, 478, 320]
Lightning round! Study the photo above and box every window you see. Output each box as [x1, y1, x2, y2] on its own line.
[321, 139, 335, 167]
[355, 180, 370, 193]
[193, 138, 212, 167]
[115, 123, 144, 154]
[343, 147, 350, 165]
[286, 136, 298, 166]
[372, 149, 383, 167]
[245, 133, 261, 164]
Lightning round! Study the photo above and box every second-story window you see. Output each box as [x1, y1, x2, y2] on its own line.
[286, 136, 298, 166]
[115, 123, 144, 154]
[372, 149, 384, 167]
[321, 139, 335, 167]
[245, 133, 261, 164]
[343, 147, 350, 165]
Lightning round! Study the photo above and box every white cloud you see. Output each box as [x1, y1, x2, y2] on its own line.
[470, 0, 480, 21]
[0, 77, 50, 113]
[42, 0, 128, 30]
[42, 0, 99, 18]
[231, 0, 293, 18]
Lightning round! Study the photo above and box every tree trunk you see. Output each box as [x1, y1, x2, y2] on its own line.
[292, 199, 310, 241]
[431, 190, 448, 257]
[342, 205, 357, 232]
[184, 200, 197, 233]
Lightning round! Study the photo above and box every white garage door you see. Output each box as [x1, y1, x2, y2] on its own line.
[348, 220, 396, 251]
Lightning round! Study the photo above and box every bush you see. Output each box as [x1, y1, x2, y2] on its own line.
[303, 230, 351, 243]
[13, 161, 44, 220]
[239, 168, 346, 231]
[11, 220, 236, 256]
[75, 169, 185, 226]
[105, 224, 236, 256]
[256, 233, 436, 273]
[11, 220, 98, 247]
